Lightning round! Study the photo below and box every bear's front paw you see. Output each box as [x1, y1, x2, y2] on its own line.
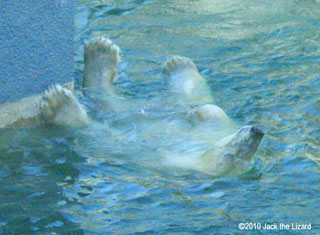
[162, 55, 198, 75]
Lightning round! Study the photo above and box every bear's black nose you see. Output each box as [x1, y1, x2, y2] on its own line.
[250, 127, 264, 137]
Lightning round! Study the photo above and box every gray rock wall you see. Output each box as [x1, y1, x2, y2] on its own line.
[0, 0, 74, 104]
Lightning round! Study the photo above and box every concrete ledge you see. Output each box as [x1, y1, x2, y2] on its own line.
[0, 0, 74, 104]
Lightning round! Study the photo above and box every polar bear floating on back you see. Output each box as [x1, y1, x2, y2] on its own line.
[81, 37, 264, 176]
[0, 36, 264, 176]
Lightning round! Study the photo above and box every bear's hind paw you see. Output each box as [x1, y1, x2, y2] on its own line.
[40, 85, 90, 129]
[84, 37, 120, 66]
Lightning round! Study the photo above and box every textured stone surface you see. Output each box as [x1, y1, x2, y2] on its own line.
[0, 0, 74, 104]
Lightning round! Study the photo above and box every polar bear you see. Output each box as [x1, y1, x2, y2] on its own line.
[164, 125, 264, 176]
[162, 55, 264, 175]
[0, 37, 120, 129]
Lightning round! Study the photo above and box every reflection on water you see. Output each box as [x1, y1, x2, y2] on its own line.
[1, 0, 320, 233]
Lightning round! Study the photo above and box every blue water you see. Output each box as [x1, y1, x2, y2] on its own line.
[1, 0, 320, 234]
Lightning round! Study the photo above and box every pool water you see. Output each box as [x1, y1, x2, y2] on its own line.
[1, 0, 320, 234]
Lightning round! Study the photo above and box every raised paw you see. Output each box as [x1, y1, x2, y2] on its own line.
[83, 37, 120, 89]
[162, 55, 198, 76]
[40, 85, 90, 129]
[84, 37, 120, 66]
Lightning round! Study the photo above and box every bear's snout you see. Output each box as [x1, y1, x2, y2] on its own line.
[250, 126, 264, 137]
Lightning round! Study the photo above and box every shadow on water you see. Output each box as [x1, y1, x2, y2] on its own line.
[0, 127, 85, 233]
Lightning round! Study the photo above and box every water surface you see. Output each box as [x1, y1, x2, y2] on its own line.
[1, 0, 320, 234]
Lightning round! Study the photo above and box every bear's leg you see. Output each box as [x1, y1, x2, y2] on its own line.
[83, 37, 120, 91]
[162, 56, 212, 103]
[40, 85, 90, 129]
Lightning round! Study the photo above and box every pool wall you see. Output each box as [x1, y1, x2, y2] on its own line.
[0, 0, 74, 104]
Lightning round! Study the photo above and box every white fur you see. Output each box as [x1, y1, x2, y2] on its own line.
[83, 37, 120, 89]
[162, 56, 213, 104]
[40, 85, 90, 129]
[194, 104, 229, 123]
[161, 56, 264, 175]
[164, 126, 263, 176]
[163, 55, 197, 75]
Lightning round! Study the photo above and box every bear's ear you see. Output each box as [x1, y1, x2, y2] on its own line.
[223, 153, 235, 162]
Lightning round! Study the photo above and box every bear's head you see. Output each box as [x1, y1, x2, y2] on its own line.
[219, 125, 264, 161]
